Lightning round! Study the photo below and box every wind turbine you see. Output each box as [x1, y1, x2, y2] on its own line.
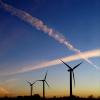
[26, 80, 36, 96]
[60, 59, 82, 98]
[37, 71, 50, 99]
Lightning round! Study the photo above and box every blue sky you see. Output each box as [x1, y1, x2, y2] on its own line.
[0, 0, 100, 97]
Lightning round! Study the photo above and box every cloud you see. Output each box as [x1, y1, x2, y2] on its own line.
[0, 49, 99, 76]
[0, 87, 9, 96]
[0, 0, 99, 69]
[5, 78, 18, 83]
[19, 49, 100, 72]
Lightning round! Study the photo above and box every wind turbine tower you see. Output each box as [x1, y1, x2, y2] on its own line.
[60, 60, 82, 98]
[26, 80, 36, 96]
[38, 71, 50, 99]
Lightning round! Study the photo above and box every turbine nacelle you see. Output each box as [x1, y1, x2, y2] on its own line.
[67, 69, 73, 72]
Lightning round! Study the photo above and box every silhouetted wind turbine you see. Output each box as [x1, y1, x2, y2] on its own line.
[26, 80, 36, 96]
[37, 71, 50, 98]
[60, 59, 82, 98]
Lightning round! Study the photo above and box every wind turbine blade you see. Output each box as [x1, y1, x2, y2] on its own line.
[32, 81, 37, 85]
[26, 80, 31, 85]
[60, 59, 71, 69]
[44, 70, 48, 80]
[72, 72, 75, 87]
[73, 62, 83, 70]
[37, 80, 43, 81]
[45, 81, 50, 88]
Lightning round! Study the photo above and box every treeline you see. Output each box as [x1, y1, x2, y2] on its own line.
[0, 95, 100, 100]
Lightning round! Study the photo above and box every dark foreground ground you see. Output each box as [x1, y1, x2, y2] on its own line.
[0, 95, 100, 100]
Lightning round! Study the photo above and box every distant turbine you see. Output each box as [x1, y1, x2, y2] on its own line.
[60, 59, 82, 98]
[26, 80, 36, 96]
[37, 71, 50, 98]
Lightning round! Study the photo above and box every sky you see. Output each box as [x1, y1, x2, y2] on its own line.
[0, 0, 100, 97]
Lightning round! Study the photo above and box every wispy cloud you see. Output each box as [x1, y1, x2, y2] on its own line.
[0, 49, 99, 76]
[0, 0, 99, 70]
[19, 49, 100, 72]
[0, 87, 9, 96]
[3, 78, 19, 84]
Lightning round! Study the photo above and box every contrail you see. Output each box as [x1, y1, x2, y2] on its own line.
[19, 49, 100, 73]
[0, 49, 100, 76]
[0, 0, 100, 69]
[0, 87, 9, 95]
